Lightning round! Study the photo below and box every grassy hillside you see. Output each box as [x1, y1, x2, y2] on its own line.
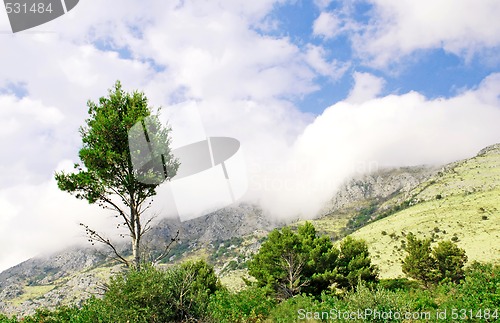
[349, 145, 500, 278]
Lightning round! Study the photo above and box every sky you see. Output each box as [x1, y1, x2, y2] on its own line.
[0, 0, 499, 272]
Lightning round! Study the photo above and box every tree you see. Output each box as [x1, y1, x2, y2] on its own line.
[402, 233, 467, 286]
[248, 226, 307, 299]
[248, 222, 377, 298]
[402, 233, 438, 287]
[336, 236, 379, 289]
[55, 81, 179, 269]
[432, 240, 467, 283]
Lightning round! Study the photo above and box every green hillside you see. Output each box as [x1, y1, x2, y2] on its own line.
[349, 145, 500, 278]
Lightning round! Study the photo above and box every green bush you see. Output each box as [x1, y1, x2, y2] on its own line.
[248, 222, 378, 298]
[0, 314, 18, 323]
[6, 299, 110, 323]
[269, 294, 323, 323]
[378, 278, 420, 291]
[208, 286, 275, 322]
[101, 260, 220, 322]
[443, 262, 500, 310]
[402, 234, 467, 287]
[341, 284, 418, 322]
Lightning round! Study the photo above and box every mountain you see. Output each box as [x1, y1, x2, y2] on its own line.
[0, 203, 276, 316]
[349, 143, 500, 278]
[1, 143, 500, 316]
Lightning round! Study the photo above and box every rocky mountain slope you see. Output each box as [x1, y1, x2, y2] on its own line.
[349, 143, 500, 278]
[0, 203, 278, 316]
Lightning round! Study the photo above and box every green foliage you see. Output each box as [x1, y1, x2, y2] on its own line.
[346, 203, 378, 232]
[336, 236, 379, 290]
[343, 284, 418, 322]
[101, 264, 176, 322]
[55, 81, 178, 204]
[101, 260, 220, 322]
[378, 278, 420, 292]
[448, 262, 500, 309]
[432, 240, 467, 283]
[0, 314, 18, 323]
[402, 233, 439, 286]
[4, 260, 499, 323]
[4, 298, 110, 323]
[54, 81, 179, 268]
[207, 286, 276, 322]
[402, 234, 467, 287]
[269, 294, 323, 322]
[248, 222, 378, 298]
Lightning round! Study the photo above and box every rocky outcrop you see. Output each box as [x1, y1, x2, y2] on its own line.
[477, 143, 500, 156]
[321, 166, 437, 215]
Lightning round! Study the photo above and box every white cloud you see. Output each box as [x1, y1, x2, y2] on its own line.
[304, 45, 349, 80]
[0, 177, 117, 272]
[346, 0, 500, 67]
[252, 73, 500, 219]
[313, 0, 334, 10]
[313, 11, 341, 39]
[0, 0, 320, 271]
[346, 71, 385, 103]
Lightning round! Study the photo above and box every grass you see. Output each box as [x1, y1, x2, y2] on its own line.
[346, 148, 500, 278]
[219, 269, 254, 292]
[10, 285, 55, 306]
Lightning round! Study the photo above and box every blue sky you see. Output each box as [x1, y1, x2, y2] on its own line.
[0, 0, 499, 271]
[264, 1, 500, 113]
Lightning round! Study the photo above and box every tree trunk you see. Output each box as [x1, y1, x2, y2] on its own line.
[130, 200, 141, 269]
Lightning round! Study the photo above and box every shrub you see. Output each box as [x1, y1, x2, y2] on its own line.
[269, 294, 323, 323]
[101, 260, 220, 322]
[0, 314, 18, 323]
[248, 222, 340, 298]
[335, 236, 379, 290]
[208, 286, 275, 322]
[451, 262, 500, 309]
[341, 284, 418, 322]
[401, 233, 438, 287]
[378, 278, 420, 291]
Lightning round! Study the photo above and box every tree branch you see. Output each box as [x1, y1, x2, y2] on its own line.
[152, 230, 180, 265]
[80, 223, 130, 267]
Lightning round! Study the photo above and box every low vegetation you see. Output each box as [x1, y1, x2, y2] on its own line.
[0, 223, 498, 322]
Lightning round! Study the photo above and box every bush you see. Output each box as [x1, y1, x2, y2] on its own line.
[432, 240, 467, 283]
[101, 260, 220, 322]
[378, 278, 420, 292]
[7, 299, 109, 323]
[341, 284, 418, 322]
[0, 314, 18, 323]
[449, 262, 500, 309]
[248, 222, 341, 298]
[208, 286, 275, 322]
[269, 294, 322, 323]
